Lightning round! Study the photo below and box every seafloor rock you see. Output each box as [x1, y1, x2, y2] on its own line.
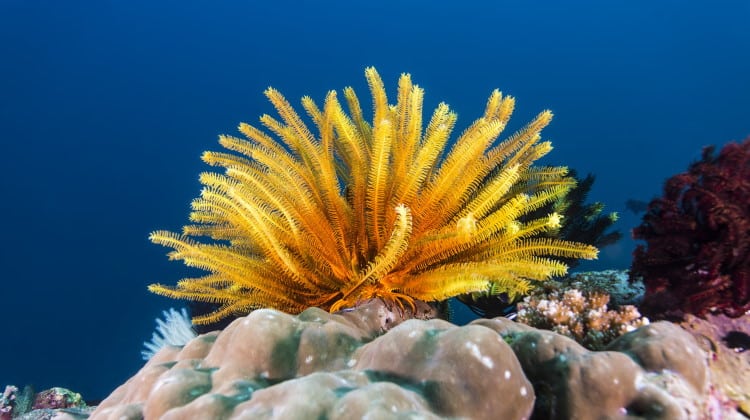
[92, 301, 737, 419]
[680, 313, 750, 416]
[566, 269, 645, 307]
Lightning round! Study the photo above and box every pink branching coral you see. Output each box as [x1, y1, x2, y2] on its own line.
[516, 282, 649, 350]
[631, 138, 750, 319]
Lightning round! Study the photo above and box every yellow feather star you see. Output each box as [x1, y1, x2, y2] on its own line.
[148, 67, 599, 325]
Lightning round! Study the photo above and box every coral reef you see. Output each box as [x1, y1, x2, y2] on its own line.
[31, 387, 85, 411]
[566, 269, 645, 307]
[516, 280, 649, 350]
[0, 386, 21, 420]
[148, 67, 597, 324]
[93, 300, 533, 419]
[631, 137, 750, 319]
[478, 319, 737, 419]
[0, 385, 92, 420]
[90, 302, 741, 419]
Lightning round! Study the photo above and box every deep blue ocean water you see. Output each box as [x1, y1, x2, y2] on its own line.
[1, 0, 748, 401]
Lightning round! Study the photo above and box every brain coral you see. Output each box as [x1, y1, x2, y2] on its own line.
[90, 300, 736, 420]
[94, 300, 535, 419]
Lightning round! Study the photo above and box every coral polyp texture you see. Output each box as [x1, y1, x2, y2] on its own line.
[631, 138, 750, 319]
[91, 303, 733, 420]
[148, 67, 598, 324]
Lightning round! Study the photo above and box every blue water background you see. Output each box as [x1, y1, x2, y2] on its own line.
[1, 0, 748, 401]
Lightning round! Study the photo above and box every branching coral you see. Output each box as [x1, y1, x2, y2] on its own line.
[516, 281, 649, 350]
[631, 138, 750, 319]
[148, 67, 598, 324]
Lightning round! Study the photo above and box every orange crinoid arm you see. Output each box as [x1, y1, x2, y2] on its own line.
[148, 67, 598, 325]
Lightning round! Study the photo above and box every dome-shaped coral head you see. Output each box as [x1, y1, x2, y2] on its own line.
[148, 67, 599, 325]
[631, 137, 750, 319]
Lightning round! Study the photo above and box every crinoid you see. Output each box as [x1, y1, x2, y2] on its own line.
[631, 137, 750, 319]
[148, 67, 598, 324]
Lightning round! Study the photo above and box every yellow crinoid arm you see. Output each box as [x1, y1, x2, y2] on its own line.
[362, 68, 395, 251]
[257, 95, 353, 264]
[399, 260, 541, 302]
[148, 231, 313, 324]
[398, 179, 571, 275]
[149, 67, 602, 323]
[412, 90, 517, 231]
[390, 73, 424, 187]
[394, 101, 456, 206]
